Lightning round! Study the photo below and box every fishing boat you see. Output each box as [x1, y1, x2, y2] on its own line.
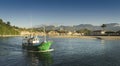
[22, 26, 53, 52]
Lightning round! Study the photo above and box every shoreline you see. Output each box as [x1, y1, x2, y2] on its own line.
[0, 35, 22, 37]
[49, 35, 120, 40]
[0, 35, 120, 40]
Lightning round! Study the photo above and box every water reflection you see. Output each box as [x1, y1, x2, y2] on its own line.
[101, 39, 105, 45]
[26, 52, 53, 66]
[0, 43, 10, 56]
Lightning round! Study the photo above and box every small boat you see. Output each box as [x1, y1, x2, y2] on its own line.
[22, 26, 53, 52]
[22, 39, 53, 51]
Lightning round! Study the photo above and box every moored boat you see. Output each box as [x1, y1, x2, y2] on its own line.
[22, 39, 53, 51]
[22, 26, 53, 52]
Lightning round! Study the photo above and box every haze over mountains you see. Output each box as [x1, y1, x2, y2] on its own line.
[36, 23, 120, 31]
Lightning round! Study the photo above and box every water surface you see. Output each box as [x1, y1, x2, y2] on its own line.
[0, 37, 120, 66]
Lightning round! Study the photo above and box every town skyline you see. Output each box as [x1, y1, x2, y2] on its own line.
[0, 0, 120, 28]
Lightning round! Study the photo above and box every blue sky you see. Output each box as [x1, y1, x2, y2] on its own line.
[0, 0, 120, 27]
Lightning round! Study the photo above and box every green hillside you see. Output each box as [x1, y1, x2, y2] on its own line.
[0, 19, 20, 35]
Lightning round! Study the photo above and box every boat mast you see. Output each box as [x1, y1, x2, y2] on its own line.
[30, 16, 33, 37]
[43, 26, 47, 42]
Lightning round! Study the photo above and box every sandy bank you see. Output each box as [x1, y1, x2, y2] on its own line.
[0, 35, 21, 37]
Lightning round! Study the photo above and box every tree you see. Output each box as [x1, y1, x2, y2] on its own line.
[7, 21, 11, 26]
[101, 24, 106, 30]
[0, 19, 3, 23]
[76, 29, 91, 33]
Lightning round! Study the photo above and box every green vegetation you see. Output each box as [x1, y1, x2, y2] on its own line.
[101, 24, 107, 30]
[0, 19, 20, 35]
[76, 29, 91, 35]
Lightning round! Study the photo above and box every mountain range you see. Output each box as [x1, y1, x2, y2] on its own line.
[35, 23, 120, 31]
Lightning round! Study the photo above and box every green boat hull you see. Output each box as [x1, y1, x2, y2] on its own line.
[23, 41, 53, 51]
[37, 41, 53, 51]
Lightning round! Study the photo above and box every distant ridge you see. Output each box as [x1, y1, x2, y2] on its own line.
[35, 23, 120, 31]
